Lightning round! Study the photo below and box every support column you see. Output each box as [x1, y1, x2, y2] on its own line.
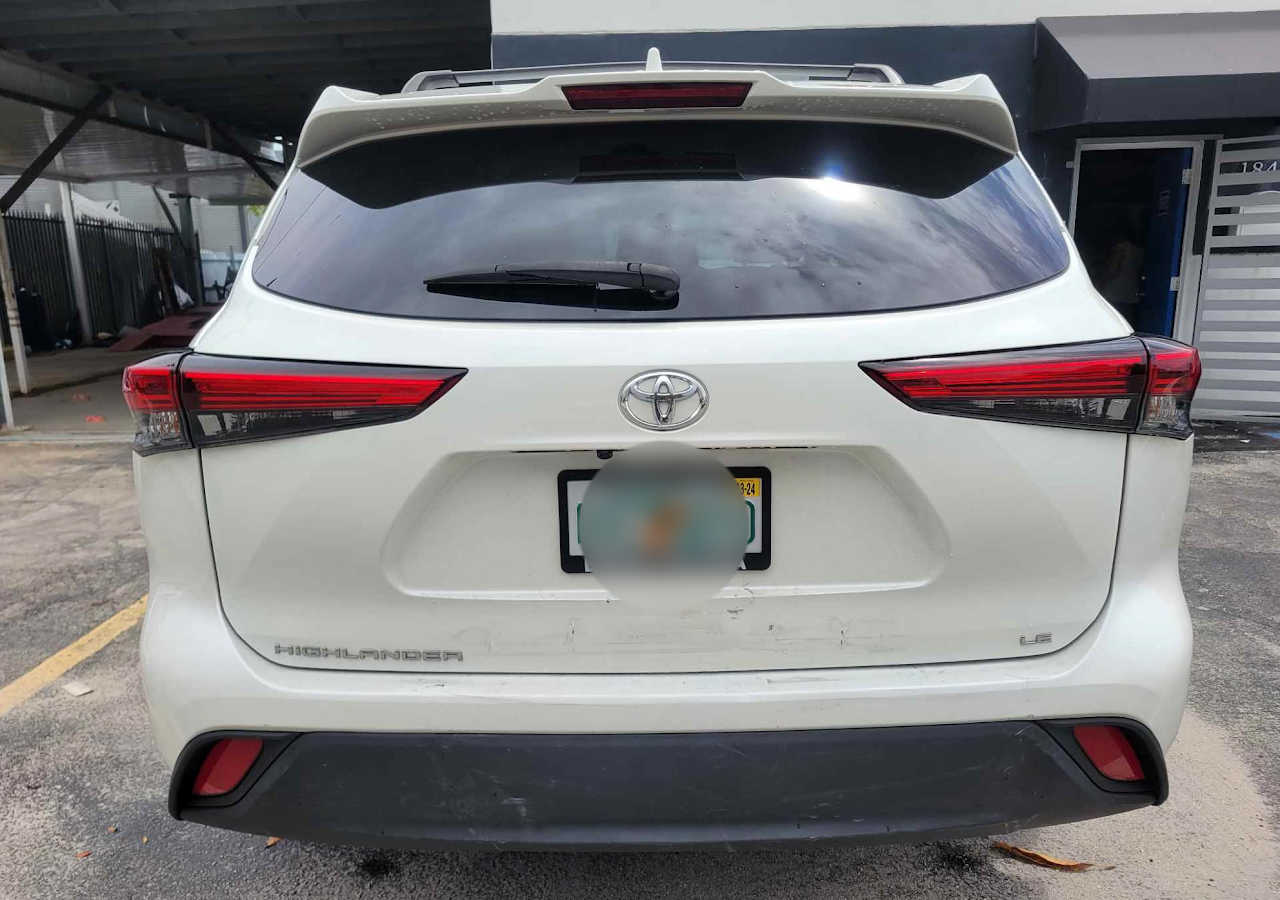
[0, 340, 12, 430]
[0, 233, 14, 422]
[0, 323, 12, 428]
[0, 215, 30, 395]
[58, 181, 93, 344]
[177, 196, 199, 296]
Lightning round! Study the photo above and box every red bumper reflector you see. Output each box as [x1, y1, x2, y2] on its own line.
[1073, 725, 1145, 782]
[563, 82, 752, 110]
[192, 738, 263, 796]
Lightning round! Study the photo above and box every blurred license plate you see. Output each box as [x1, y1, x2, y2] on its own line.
[557, 467, 770, 574]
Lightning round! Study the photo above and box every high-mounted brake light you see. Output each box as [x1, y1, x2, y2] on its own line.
[563, 82, 752, 110]
[862, 336, 1200, 438]
[122, 354, 465, 452]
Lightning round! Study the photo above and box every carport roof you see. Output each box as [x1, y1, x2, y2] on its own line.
[1, 1, 492, 139]
[0, 1, 491, 203]
[0, 93, 280, 204]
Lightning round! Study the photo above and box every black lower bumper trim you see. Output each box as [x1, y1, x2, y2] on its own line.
[172, 721, 1163, 850]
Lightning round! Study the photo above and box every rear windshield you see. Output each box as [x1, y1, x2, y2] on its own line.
[254, 120, 1069, 321]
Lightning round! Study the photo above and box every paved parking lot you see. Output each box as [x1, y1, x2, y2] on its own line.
[0, 442, 1276, 898]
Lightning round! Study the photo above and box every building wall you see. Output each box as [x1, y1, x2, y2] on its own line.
[491, 25, 1039, 146]
[492, 0, 1280, 33]
[0, 177, 60, 216]
[489, 0, 1280, 218]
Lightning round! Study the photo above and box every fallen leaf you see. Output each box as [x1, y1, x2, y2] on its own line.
[141, 836, 149, 845]
[76, 850, 91, 860]
[106, 826, 118, 834]
[265, 836, 281, 848]
[992, 841, 1113, 872]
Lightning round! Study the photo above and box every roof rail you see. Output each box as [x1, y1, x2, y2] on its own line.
[400, 59, 904, 95]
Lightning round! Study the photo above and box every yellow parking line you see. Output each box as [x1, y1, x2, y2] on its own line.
[0, 594, 147, 718]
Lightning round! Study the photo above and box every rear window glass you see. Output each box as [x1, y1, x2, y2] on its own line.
[254, 121, 1069, 321]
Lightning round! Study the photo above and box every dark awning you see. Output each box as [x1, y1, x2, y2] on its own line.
[1034, 11, 1280, 131]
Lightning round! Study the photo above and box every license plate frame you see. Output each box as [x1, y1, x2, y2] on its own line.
[557, 466, 771, 574]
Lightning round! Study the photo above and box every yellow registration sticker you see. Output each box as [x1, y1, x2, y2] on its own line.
[736, 477, 762, 499]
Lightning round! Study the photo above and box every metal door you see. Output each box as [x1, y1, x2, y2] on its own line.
[1193, 136, 1280, 421]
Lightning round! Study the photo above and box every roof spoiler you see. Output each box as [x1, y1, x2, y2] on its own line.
[294, 60, 1018, 168]
[400, 58, 906, 92]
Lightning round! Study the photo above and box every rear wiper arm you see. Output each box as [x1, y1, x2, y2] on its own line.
[426, 261, 680, 303]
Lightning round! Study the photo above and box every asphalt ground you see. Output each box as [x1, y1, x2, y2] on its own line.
[3, 374, 134, 438]
[0, 442, 1276, 898]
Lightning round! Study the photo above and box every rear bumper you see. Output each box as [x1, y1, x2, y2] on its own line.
[172, 720, 1163, 849]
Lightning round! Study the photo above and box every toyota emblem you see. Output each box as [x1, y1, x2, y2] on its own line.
[618, 370, 709, 431]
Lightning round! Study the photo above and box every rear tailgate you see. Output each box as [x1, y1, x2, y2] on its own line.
[196, 263, 1130, 674]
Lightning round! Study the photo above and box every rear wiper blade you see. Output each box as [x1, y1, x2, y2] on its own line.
[426, 261, 680, 303]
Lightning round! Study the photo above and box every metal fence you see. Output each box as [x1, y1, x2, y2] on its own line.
[2, 211, 187, 347]
[76, 218, 189, 337]
[1, 211, 76, 345]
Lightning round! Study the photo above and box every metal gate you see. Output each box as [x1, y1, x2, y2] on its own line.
[1193, 136, 1280, 421]
[75, 219, 187, 337]
[1, 212, 76, 343]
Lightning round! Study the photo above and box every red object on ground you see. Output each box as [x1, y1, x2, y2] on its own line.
[110, 312, 212, 352]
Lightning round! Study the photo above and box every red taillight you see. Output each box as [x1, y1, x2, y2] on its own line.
[122, 353, 187, 454]
[562, 82, 752, 110]
[122, 353, 465, 452]
[1073, 725, 1145, 782]
[1137, 337, 1201, 438]
[179, 356, 464, 446]
[192, 737, 263, 797]
[181, 366, 454, 412]
[121, 368, 179, 411]
[862, 336, 1200, 438]
[863, 338, 1148, 432]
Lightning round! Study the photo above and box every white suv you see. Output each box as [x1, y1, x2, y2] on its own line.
[125, 54, 1201, 849]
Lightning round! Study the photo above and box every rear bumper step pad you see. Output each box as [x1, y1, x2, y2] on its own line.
[171, 720, 1164, 849]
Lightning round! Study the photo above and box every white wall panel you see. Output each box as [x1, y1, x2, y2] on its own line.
[493, 1, 1280, 35]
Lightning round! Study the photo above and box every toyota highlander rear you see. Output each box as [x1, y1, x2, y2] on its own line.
[129, 56, 1200, 848]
